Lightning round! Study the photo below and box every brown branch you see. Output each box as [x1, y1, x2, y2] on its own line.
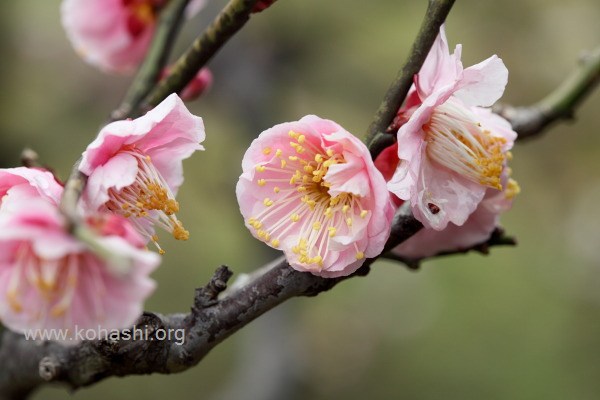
[0, 205, 421, 398]
[495, 47, 600, 140]
[366, 0, 456, 157]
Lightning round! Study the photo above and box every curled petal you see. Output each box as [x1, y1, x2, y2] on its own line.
[454, 55, 509, 107]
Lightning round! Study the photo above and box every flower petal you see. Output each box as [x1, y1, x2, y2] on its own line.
[412, 157, 485, 230]
[454, 55, 508, 107]
[84, 152, 138, 211]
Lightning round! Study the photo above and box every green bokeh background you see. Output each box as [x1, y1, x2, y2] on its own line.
[1, 0, 599, 399]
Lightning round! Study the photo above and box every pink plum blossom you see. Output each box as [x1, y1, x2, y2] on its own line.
[387, 25, 516, 231]
[79, 93, 205, 253]
[236, 115, 394, 278]
[61, 0, 207, 74]
[0, 196, 159, 341]
[0, 167, 64, 208]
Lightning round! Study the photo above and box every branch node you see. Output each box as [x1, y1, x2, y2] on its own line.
[20, 148, 40, 168]
[193, 266, 234, 311]
[39, 356, 60, 381]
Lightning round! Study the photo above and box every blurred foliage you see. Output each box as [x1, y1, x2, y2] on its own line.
[0, 0, 598, 399]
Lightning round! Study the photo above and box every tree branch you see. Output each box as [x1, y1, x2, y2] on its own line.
[110, 0, 193, 121]
[0, 206, 421, 398]
[380, 227, 517, 270]
[366, 0, 456, 157]
[142, 0, 260, 110]
[495, 47, 600, 140]
[58, 159, 85, 231]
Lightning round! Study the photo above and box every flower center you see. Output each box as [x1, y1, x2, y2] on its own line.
[105, 146, 189, 254]
[6, 243, 85, 320]
[123, 0, 162, 37]
[424, 99, 507, 190]
[247, 131, 369, 270]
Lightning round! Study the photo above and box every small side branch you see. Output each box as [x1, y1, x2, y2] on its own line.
[366, 0, 456, 156]
[381, 227, 517, 270]
[142, 0, 260, 109]
[59, 159, 86, 231]
[190, 265, 233, 312]
[497, 47, 600, 140]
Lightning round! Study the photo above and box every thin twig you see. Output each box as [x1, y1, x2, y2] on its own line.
[142, 0, 260, 110]
[495, 47, 600, 140]
[365, 0, 456, 157]
[111, 0, 193, 121]
[381, 227, 517, 270]
[59, 159, 85, 230]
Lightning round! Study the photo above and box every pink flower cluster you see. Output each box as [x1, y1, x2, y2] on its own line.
[236, 26, 518, 276]
[0, 94, 205, 341]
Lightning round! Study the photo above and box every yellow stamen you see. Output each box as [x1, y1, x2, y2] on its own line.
[105, 146, 190, 251]
[505, 178, 521, 200]
[425, 100, 508, 190]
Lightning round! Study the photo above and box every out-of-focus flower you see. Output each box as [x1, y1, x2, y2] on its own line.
[387, 25, 516, 231]
[236, 115, 393, 278]
[161, 67, 213, 101]
[79, 93, 205, 253]
[61, 0, 207, 74]
[0, 196, 159, 341]
[0, 167, 63, 208]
